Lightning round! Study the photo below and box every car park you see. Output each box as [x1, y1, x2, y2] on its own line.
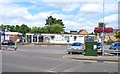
[67, 42, 85, 54]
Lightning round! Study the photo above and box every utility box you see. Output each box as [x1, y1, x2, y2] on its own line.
[84, 41, 97, 56]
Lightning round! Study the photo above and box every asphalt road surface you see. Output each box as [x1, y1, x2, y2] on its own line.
[1, 45, 119, 72]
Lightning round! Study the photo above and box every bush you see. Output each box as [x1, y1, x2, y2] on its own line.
[105, 40, 114, 45]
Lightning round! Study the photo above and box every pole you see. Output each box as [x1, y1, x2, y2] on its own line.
[0, 32, 1, 49]
[102, 0, 105, 56]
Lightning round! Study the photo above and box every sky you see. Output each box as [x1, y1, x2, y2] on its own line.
[0, 0, 119, 33]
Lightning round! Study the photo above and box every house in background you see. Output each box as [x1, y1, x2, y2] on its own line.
[78, 29, 89, 35]
[104, 29, 118, 41]
[1, 32, 22, 42]
[70, 31, 77, 34]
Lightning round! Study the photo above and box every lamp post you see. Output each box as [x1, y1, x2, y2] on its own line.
[0, 30, 1, 49]
[0, 28, 1, 45]
[102, 0, 105, 56]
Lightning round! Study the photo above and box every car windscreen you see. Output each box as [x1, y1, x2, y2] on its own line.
[71, 43, 81, 46]
[97, 43, 102, 46]
[3, 40, 9, 42]
[113, 43, 120, 46]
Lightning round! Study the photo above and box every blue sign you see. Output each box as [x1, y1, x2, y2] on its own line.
[85, 36, 94, 42]
[67, 40, 70, 43]
[0, 31, 5, 35]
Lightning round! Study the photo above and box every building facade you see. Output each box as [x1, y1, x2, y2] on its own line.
[0, 32, 22, 42]
[26, 33, 95, 44]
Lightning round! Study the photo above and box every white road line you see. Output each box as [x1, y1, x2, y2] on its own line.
[55, 45, 61, 47]
[72, 59, 97, 63]
[103, 61, 118, 64]
[48, 62, 67, 72]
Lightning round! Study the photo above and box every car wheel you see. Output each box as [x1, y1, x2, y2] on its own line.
[67, 52, 73, 54]
[67, 52, 70, 54]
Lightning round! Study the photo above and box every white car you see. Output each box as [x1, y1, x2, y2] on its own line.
[67, 42, 85, 54]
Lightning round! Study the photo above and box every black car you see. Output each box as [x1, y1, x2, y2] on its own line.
[2, 40, 14, 45]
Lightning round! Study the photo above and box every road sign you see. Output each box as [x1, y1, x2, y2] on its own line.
[0, 31, 5, 35]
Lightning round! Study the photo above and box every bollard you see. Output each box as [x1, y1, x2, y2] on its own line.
[15, 41, 17, 51]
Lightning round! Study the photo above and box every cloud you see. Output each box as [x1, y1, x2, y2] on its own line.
[0, 0, 119, 2]
[80, 3, 102, 13]
[99, 14, 118, 29]
[0, 1, 118, 33]
[104, 3, 118, 13]
[62, 3, 80, 12]
[104, 14, 118, 23]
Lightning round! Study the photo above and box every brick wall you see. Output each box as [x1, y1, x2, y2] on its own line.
[10, 35, 19, 42]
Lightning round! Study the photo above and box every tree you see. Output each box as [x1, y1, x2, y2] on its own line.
[115, 30, 120, 41]
[10, 25, 16, 32]
[45, 16, 55, 26]
[19, 24, 31, 37]
[30, 26, 44, 33]
[49, 24, 64, 34]
[14, 25, 20, 32]
[45, 16, 64, 27]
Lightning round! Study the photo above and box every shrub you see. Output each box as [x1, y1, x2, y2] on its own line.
[105, 40, 114, 45]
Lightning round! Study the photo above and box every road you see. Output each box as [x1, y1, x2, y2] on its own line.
[1, 45, 119, 72]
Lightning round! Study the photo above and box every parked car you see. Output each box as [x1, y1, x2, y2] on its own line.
[67, 42, 85, 54]
[2, 40, 14, 45]
[97, 42, 102, 49]
[109, 42, 120, 50]
[97, 42, 103, 54]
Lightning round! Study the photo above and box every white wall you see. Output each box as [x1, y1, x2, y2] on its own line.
[49, 35, 85, 44]
[27, 33, 95, 44]
[1, 35, 10, 42]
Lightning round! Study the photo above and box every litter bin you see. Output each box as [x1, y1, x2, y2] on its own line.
[84, 41, 97, 56]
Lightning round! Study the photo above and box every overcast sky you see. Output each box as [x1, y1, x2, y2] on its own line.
[0, 0, 119, 33]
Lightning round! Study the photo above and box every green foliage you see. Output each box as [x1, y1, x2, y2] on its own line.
[45, 16, 64, 27]
[30, 26, 40, 33]
[115, 30, 120, 40]
[1, 24, 64, 34]
[19, 24, 31, 37]
[49, 24, 64, 34]
[105, 40, 114, 45]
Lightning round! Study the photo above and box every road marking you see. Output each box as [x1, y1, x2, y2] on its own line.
[103, 61, 118, 64]
[55, 45, 60, 47]
[48, 62, 67, 72]
[72, 59, 97, 63]
[23, 45, 34, 46]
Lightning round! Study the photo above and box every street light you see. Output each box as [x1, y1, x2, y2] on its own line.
[0, 31, 1, 49]
[0, 28, 2, 49]
[102, 0, 105, 56]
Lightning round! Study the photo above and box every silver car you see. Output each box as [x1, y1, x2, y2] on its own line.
[67, 42, 85, 54]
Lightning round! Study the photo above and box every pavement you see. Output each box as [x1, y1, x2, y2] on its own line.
[63, 55, 119, 62]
